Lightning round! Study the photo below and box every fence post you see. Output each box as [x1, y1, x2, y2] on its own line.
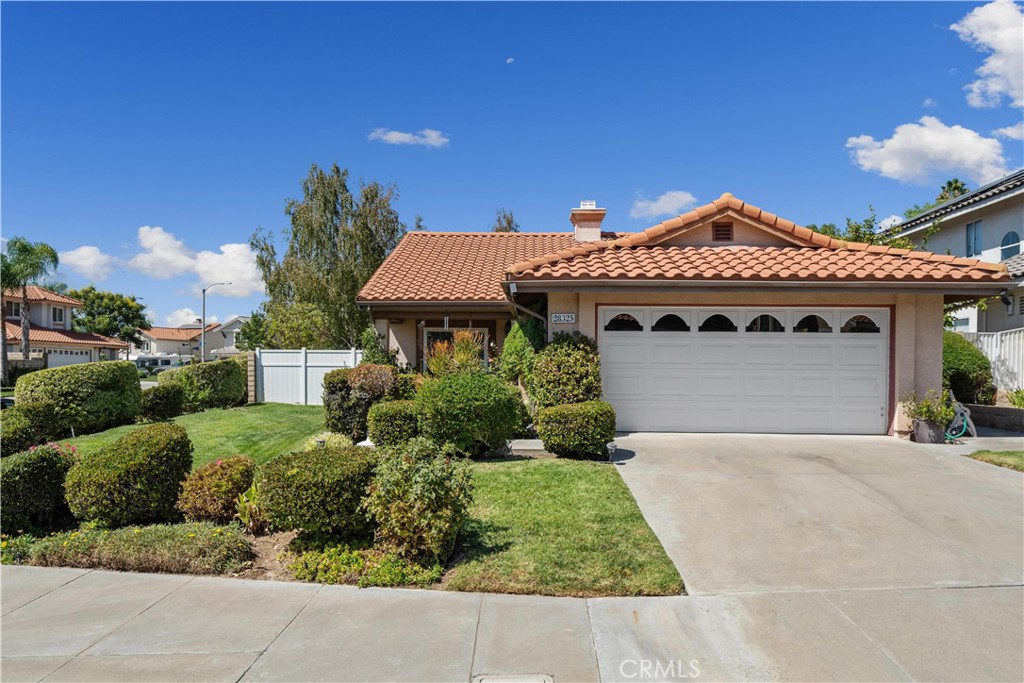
[254, 348, 262, 403]
[300, 348, 308, 405]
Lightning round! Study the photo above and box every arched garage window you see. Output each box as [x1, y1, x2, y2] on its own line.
[841, 315, 881, 333]
[746, 314, 785, 332]
[698, 314, 737, 332]
[604, 313, 643, 331]
[652, 314, 689, 332]
[794, 315, 832, 333]
[1002, 231, 1021, 260]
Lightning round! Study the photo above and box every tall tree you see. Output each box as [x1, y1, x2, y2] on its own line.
[490, 208, 520, 233]
[250, 163, 406, 348]
[67, 286, 151, 348]
[0, 254, 15, 385]
[265, 302, 329, 349]
[806, 208, 915, 249]
[236, 309, 269, 350]
[3, 237, 59, 360]
[412, 215, 427, 231]
[904, 178, 972, 219]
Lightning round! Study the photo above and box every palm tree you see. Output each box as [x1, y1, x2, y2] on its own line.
[937, 179, 970, 204]
[0, 253, 15, 386]
[3, 237, 59, 363]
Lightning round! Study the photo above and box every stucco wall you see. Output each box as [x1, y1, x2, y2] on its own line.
[660, 220, 797, 248]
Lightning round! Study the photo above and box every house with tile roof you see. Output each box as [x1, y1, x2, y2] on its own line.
[3, 286, 128, 367]
[129, 321, 220, 361]
[358, 194, 1009, 435]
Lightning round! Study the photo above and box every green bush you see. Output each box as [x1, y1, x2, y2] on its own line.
[65, 423, 194, 528]
[139, 383, 185, 422]
[367, 400, 421, 447]
[1008, 388, 1024, 409]
[158, 360, 246, 412]
[322, 364, 402, 441]
[942, 331, 994, 404]
[528, 333, 602, 408]
[498, 322, 536, 385]
[363, 438, 473, 562]
[416, 372, 523, 455]
[303, 431, 354, 451]
[259, 446, 378, 538]
[29, 522, 253, 574]
[0, 443, 77, 535]
[535, 401, 617, 459]
[177, 456, 255, 523]
[1, 405, 40, 454]
[1, 533, 38, 565]
[15, 361, 141, 437]
[901, 390, 955, 425]
[359, 325, 398, 367]
[287, 545, 442, 587]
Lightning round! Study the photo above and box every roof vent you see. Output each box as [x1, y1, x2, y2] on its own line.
[570, 200, 606, 242]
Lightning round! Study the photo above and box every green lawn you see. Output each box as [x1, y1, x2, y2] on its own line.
[67, 403, 325, 469]
[968, 450, 1024, 472]
[443, 458, 683, 597]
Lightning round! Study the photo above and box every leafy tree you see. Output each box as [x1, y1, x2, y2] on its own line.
[236, 309, 269, 351]
[265, 302, 330, 349]
[412, 215, 427, 231]
[0, 253, 15, 385]
[490, 208, 520, 233]
[251, 163, 406, 348]
[904, 178, 971, 219]
[67, 286, 151, 348]
[359, 324, 397, 366]
[806, 208, 914, 249]
[2, 237, 59, 362]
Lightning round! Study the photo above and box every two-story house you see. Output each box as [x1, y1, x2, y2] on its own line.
[889, 169, 1023, 333]
[207, 315, 249, 358]
[129, 320, 219, 361]
[3, 286, 128, 367]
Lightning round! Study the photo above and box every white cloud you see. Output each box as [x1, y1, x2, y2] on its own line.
[506, 57, 515, 64]
[846, 116, 1008, 185]
[59, 245, 119, 281]
[950, 0, 1024, 108]
[879, 215, 903, 231]
[630, 190, 699, 219]
[192, 243, 264, 297]
[367, 128, 450, 147]
[922, 97, 938, 108]
[128, 226, 195, 278]
[993, 120, 1024, 140]
[165, 308, 217, 327]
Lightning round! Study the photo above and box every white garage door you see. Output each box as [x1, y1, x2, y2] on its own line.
[600, 307, 890, 434]
[46, 348, 92, 368]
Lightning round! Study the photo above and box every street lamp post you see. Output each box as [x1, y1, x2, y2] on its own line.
[201, 282, 231, 362]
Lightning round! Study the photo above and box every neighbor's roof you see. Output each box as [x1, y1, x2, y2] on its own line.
[144, 324, 218, 341]
[1002, 252, 1024, 279]
[888, 169, 1024, 234]
[359, 232, 584, 304]
[2, 286, 83, 307]
[4, 321, 127, 347]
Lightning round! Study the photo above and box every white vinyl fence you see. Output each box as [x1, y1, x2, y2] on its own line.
[254, 348, 363, 405]
[961, 329, 1024, 391]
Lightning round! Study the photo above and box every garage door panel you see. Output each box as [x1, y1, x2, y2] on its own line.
[601, 341, 645, 365]
[743, 342, 788, 365]
[839, 373, 884, 398]
[791, 374, 835, 398]
[742, 404, 789, 431]
[838, 342, 885, 366]
[836, 403, 886, 434]
[696, 373, 740, 397]
[650, 342, 695, 365]
[649, 374, 695, 397]
[603, 370, 645, 397]
[744, 373, 788, 397]
[790, 342, 834, 365]
[697, 342, 741, 364]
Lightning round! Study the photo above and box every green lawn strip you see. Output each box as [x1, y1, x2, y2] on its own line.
[67, 403, 325, 469]
[444, 458, 683, 597]
[967, 450, 1024, 472]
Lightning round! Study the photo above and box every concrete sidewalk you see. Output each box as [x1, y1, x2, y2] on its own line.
[3, 565, 1022, 682]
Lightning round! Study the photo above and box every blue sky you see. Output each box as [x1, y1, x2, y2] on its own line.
[3, 1, 1022, 326]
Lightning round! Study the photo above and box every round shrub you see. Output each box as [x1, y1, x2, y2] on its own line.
[259, 446, 379, 538]
[303, 431, 354, 451]
[497, 321, 536, 385]
[363, 438, 473, 563]
[323, 364, 402, 441]
[367, 400, 421, 447]
[535, 401, 617, 459]
[65, 423, 194, 528]
[0, 443, 77, 535]
[176, 455, 255, 523]
[415, 372, 522, 455]
[942, 331, 994, 404]
[528, 333, 602, 408]
[157, 360, 246, 412]
[1, 405, 38, 455]
[140, 383, 185, 422]
[15, 361, 141, 437]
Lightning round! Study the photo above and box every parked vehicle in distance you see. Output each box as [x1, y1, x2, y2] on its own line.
[135, 354, 185, 374]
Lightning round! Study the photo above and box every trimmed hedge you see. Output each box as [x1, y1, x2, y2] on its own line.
[140, 383, 185, 422]
[65, 423, 194, 528]
[259, 446, 379, 538]
[535, 401, 617, 459]
[942, 331, 994, 404]
[416, 372, 522, 455]
[497, 322, 536, 385]
[15, 361, 141, 437]
[0, 443, 77, 534]
[177, 456, 255, 523]
[29, 522, 253, 574]
[323, 364, 404, 441]
[528, 333, 602, 408]
[367, 400, 421, 447]
[158, 360, 246, 412]
[1, 406, 39, 455]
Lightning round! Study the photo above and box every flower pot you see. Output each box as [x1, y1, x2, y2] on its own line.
[912, 419, 945, 444]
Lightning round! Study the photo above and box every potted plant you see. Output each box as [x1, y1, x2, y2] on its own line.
[902, 389, 955, 443]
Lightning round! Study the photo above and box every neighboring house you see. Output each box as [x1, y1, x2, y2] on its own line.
[359, 194, 1009, 436]
[207, 316, 249, 358]
[2, 286, 127, 367]
[889, 169, 1023, 333]
[130, 321, 219, 361]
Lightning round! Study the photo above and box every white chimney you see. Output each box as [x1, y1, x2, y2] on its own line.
[570, 200, 606, 242]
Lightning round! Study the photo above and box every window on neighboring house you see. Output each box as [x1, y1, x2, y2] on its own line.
[966, 220, 983, 257]
[1001, 231, 1020, 260]
[52, 306, 64, 325]
[4, 301, 21, 318]
[951, 317, 970, 332]
[144, 341, 151, 352]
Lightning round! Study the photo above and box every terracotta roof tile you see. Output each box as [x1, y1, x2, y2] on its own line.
[2, 286, 83, 306]
[5, 321, 127, 347]
[144, 324, 218, 341]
